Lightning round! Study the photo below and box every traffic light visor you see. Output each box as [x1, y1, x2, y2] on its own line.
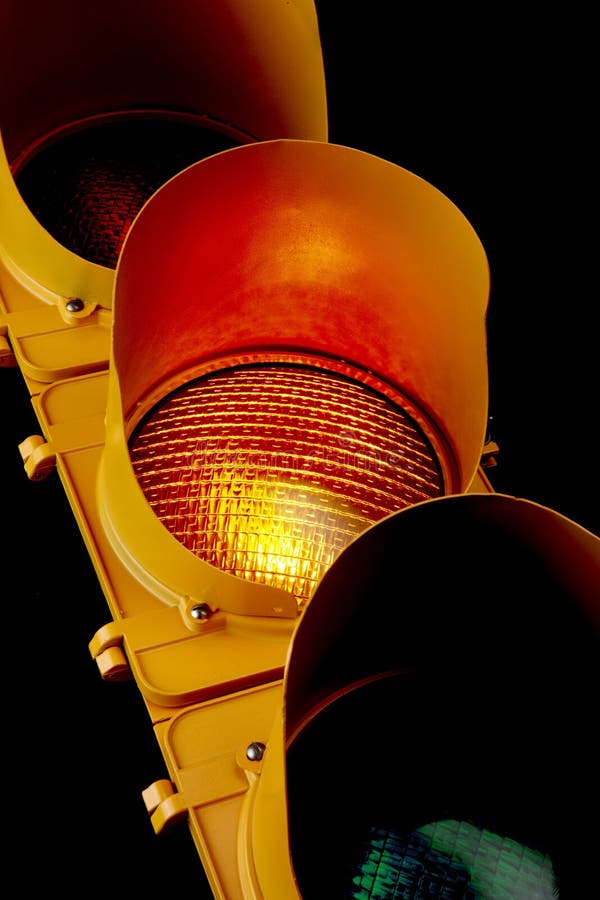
[99, 139, 490, 616]
[0, 0, 328, 310]
[249, 493, 600, 898]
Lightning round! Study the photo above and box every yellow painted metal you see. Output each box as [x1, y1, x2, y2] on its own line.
[0, 0, 328, 386]
[18, 433, 56, 481]
[153, 682, 283, 900]
[28, 371, 296, 708]
[0, 292, 112, 383]
[0, 57, 505, 889]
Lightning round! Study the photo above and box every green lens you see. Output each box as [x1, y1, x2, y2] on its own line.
[350, 820, 556, 899]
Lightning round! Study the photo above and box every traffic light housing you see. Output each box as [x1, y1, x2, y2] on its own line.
[0, 0, 328, 384]
[9, 136, 498, 895]
[26, 135, 492, 694]
[97, 137, 491, 619]
[2, 9, 598, 897]
[250, 492, 600, 898]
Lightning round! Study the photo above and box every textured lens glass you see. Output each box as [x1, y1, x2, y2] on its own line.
[129, 364, 443, 607]
[15, 117, 241, 268]
[349, 821, 556, 899]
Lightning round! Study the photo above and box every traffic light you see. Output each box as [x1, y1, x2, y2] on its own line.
[2, 8, 598, 897]
[0, 0, 328, 384]
[9, 136, 496, 896]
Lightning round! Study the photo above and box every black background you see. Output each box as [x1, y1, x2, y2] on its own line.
[2, 5, 596, 896]
[314, 6, 597, 538]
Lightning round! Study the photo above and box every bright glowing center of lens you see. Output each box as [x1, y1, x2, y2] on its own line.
[129, 364, 443, 607]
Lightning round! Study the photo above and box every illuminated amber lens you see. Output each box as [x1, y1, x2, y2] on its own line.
[129, 365, 443, 607]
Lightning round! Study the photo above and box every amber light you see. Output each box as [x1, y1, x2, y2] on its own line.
[129, 363, 443, 608]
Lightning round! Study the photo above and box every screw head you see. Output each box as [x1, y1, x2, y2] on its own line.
[246, 741, 266, 761]
[190, 602, 212, 620]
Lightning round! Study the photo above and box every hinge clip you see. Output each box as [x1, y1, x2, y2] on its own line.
[18, 434, 56, 480]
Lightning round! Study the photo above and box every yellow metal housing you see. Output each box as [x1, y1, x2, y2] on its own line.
[9, 136, 497, 895]
[0, 0, 328, 383]
[1, 61, 516, 891]
[248, 494, 600, 898]
[98, 138, 491, 617]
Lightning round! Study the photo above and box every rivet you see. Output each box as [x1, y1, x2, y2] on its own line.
[66, 298, 84, 312]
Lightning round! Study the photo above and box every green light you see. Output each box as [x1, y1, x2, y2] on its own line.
[350, 820, 557, 899]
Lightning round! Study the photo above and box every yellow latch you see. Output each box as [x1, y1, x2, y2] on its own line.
[18, 434, 56, 480]
[94, 645, 132, 682]
[143, 779, 189, 834]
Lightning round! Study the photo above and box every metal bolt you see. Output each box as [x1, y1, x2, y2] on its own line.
[190, 602, 212, 620]
[246, 741, 266, 761]
[66, 298, 84, 312]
